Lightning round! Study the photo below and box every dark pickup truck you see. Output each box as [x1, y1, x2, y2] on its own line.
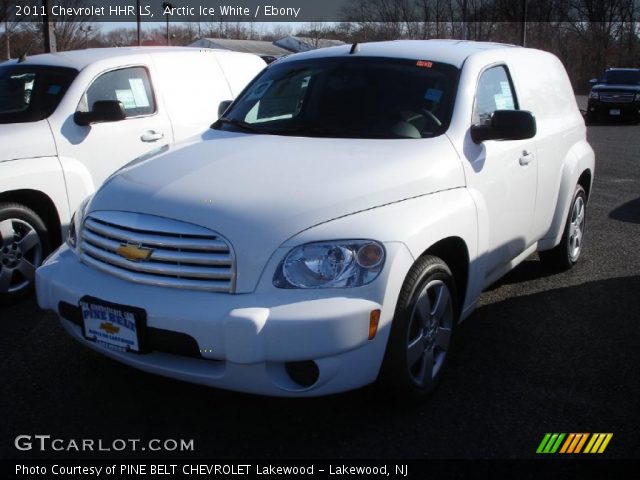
[587, 68, 640, 123]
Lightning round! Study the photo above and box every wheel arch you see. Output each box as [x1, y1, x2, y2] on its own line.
[418, 236, 470, 318]
[577, 168, 593, 201]
[0, 190, 63, 247]
[539, 139, 595, 251]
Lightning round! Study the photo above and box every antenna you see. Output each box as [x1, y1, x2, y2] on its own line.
[349, 43, 360, 54]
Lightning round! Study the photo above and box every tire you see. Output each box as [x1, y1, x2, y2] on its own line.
[380, 255, 458, 398]
[539, 184, 587, 272]
[0, 203, 51, 304]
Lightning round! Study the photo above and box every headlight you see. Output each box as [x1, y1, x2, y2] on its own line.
[588, 91, 599, 100]
[67, 212, 78, 248]
[635, 93, 640, 101]
[274, 240, 385, 289]
[67, 196, 92, 249]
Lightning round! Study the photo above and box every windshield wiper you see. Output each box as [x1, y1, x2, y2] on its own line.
[213, 117, 266, 134]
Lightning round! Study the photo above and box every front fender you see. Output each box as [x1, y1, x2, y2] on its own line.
[274, 187, 480, 314]
[56, 155, 97, 217]
[0, 156, 71, 235]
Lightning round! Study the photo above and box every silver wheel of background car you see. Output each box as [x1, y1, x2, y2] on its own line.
[568, 196, 586, 262]
[406, 279, 453, 387]
[0, 218, 43, 295]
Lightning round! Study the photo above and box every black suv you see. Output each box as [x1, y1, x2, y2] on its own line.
[587, 68, 640, 123]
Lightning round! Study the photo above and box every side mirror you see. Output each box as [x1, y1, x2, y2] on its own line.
[470, 110, 537, 144]
[74, 100, 126, 126]
[589, 78, 599, 86]
[218, 100, 232, 118]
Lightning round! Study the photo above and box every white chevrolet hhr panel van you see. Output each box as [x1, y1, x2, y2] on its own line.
[36, 40, 594, 397]
[0, 47, 265, 301]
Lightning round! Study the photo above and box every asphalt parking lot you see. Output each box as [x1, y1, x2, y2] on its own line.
[2, 100, 639, 461]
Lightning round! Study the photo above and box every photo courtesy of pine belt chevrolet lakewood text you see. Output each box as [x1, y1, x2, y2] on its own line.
[36, 40, 595, 397]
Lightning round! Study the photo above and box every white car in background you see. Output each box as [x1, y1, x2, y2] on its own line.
[0, 47, 265, 301]
[37, 40, 594, 397]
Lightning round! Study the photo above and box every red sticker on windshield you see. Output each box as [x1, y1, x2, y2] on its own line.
[416, 60, 433, 68]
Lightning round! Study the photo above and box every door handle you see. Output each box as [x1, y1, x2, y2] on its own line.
[141, 130, 164, 142]
[519, 150, 534, 166]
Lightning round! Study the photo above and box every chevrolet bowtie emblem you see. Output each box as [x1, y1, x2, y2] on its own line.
[116, 243, 152, 261]
[99, 322, 120, 335]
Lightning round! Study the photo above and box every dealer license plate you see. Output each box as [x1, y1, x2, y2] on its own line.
[609, 109, 621, 116]
[80, 298, 143, 352]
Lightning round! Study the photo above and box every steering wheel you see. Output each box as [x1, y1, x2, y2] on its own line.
[400, 109, 442, 130]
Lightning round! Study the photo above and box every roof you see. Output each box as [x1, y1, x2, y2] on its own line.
[281, 39, 519, 68]
[1, 46, 205, 70]
[189, 38, 289, 57]
[273, 36, 346, 53]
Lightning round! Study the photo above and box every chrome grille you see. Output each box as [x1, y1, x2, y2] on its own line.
[79, 211, 235, 292]
[599, 92, 635, 103]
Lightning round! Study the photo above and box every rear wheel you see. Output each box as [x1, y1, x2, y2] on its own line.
[539, 184, 587, 271]
[0, 203, 50, 304]
[380, 255, 458, 398]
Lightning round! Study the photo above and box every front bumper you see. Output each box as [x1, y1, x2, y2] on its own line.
[37, 244, 411, 397]
[587, 99, 640, 120]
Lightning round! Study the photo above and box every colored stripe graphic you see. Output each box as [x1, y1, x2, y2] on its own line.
[536, 433, 565, 453]
[550, 433, 565, 453]
[537, 433, 612, 454]
[584, 433, 599, 453]
[559, 433, 575, 453]
[584, 433, 613, 454]
[573, 433, 589, 453]
[598, 433, 613, 453]
[536, 433, 552, 454]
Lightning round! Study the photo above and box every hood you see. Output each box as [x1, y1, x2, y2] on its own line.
[592, 84, 640, 93]
[0, 120, 56, 162]
[89, 130, 464, 292]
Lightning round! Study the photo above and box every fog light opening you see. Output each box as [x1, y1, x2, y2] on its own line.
[369, 309, 381, 340]
[285, 360, 320, 388]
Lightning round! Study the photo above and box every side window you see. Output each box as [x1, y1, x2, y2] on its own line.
[78, 67, 155, 117]
[472, 66, 517, 125]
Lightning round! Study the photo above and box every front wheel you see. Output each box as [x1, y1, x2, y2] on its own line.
[380, 255, 458, 398]
[539, 184, 587, 271]
[0, 203, 50, 304]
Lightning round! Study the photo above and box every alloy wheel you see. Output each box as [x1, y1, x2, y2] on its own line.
[0, 218, 43, 294]
[405, 279, 454, 387]
[568, 196, 586, 261]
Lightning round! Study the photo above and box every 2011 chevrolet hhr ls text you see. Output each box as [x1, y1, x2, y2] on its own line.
[37, 40, 595, 397]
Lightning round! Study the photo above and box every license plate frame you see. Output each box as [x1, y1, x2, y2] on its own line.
[79, 296, 148, 354]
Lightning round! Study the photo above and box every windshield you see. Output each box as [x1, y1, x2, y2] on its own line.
[0, 65, 78, 124]
[603, 70, 640, 85]
[214, 57, 459, 139]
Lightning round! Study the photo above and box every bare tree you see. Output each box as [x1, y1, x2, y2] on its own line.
[97, 27, 139, 47]
[1, 0, 18, 59]
[27, 0, 99, 52]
